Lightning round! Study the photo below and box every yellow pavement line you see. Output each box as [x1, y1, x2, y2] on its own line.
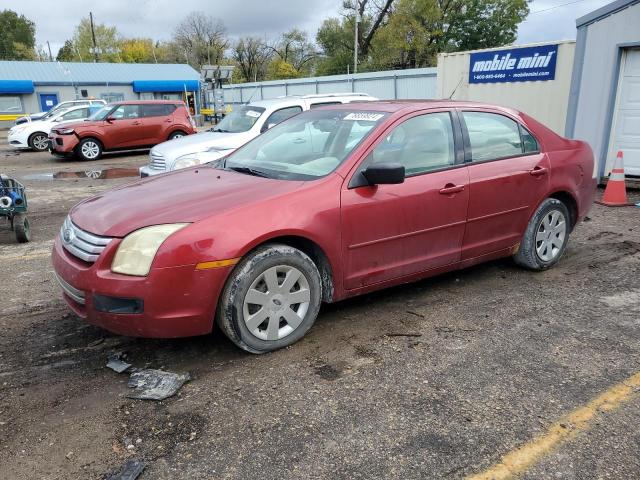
[467, 371, 640, 480]
[0, 251, 50, 262]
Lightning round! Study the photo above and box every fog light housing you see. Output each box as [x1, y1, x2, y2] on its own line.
[93, 295, 143, 314]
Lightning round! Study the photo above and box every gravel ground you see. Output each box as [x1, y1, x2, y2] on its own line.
[1, 136, 639, 479]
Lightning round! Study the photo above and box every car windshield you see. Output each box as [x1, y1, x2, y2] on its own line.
[211, 106, 266, 133]
[224, 109, 388, 181]
[88, 105, 114, 121]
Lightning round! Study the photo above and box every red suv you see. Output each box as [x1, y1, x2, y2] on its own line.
[52, 101, 596, 352]
[49, 100, 196, 161]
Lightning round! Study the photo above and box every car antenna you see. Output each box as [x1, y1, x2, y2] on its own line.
[448, 76, 464, 100]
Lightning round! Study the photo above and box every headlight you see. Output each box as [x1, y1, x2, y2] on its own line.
[174, 155, 201, 170]
[57, 127, 75, 135]
[111, 223, 189, 276]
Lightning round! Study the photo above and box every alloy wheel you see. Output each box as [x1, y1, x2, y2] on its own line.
[535, 209, 566, 262]
[81, 141, 100, 159]
[32, 134, 49, 151]
[242, 265, 311, 341]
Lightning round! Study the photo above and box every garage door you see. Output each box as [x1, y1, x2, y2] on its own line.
[609, 48, 640, 176]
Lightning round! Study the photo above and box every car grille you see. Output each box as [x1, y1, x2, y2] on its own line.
[60, 216, 113, 263]
[149, 151, 166, 171]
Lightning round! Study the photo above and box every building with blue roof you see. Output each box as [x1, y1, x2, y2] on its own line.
[0, 61, 200, 126]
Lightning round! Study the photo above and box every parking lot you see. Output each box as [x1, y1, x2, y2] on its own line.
[1, 138, 639, 479]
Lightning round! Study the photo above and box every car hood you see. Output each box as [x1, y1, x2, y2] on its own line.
[152, 130, 255, 161]
[70, 166, 304, 237]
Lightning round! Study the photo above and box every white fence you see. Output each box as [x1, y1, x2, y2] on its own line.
[221, 67, 438, 104]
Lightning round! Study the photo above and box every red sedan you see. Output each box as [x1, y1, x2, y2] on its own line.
[52, 101, 596, 353]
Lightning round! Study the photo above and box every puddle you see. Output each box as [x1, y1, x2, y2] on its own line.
[22, 168, 140, 181]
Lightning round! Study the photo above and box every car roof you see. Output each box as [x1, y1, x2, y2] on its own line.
[245, 93, 375, 109]
[315, 99, 523, 116]
[110, 100, 183, 105]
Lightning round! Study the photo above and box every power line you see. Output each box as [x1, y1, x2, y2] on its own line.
[528, 0, 591, 15]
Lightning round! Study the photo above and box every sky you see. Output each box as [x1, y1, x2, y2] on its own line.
[3, 0, 616, 57]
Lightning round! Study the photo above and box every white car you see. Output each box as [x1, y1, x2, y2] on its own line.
[14, 99, 106, 125]
[139, 93, 377, 177]
[7, 105, 102, 151]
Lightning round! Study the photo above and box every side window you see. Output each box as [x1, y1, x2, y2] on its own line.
[520, 124, 539, 153]
[111, 105, 140, 119]
[61, 108, 87, 120]
[263, 106, 303, 130]
[165, 104, 177, 115]
[462, 112, 522, 162]
[142, 104, 169, 117]
[370, 112, 456, 176]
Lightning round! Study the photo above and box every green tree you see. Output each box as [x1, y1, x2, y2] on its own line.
[56, 40, 76, 61]
[120, 38, 155, 63]
[72, 17, 121, 62]
[0, 9, 36, 60]
[371, 0, 529, 69]
[266, 58, 300, 80]
[268, 29, 317, 77]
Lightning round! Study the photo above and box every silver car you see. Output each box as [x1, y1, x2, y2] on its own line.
[139, 93, 377, 177]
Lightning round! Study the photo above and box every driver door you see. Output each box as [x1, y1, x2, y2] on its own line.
[104, 104, 145, 148]
[341, 111, 469, 289]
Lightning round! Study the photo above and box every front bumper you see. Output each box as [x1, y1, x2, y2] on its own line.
[48, 133, 79, 155]
[139, 165, 165, 178]
[51, 235, 231, 338]
[7, 131, 29, 149]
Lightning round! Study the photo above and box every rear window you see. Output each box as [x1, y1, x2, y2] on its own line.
[142, 104, 175, 117]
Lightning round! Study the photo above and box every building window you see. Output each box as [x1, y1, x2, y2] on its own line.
[161, 93, 182, 100]
[139, 92, 154, 100]
[101, 92, 125, 103]
[0, 95, 23, 114]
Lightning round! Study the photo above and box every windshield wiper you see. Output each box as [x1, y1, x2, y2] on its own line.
[212, 128, 229, 133]
[226, 166, 271, 178]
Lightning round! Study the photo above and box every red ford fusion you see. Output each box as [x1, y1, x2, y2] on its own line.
[52, 101, 596, 353]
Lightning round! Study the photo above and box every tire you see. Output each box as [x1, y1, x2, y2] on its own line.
[76, 138, 103, 161]
[28, 132, 49, 152]
[169, 131, 187, 140]
[13, 214, 30, 243]
[514, 198, 571, 271]
[217, 244, 322, 354]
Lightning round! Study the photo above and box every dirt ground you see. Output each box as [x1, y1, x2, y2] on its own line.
[1, 135, 639, 480]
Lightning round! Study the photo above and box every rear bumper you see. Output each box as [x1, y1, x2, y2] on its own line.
[48, 133, 79, 155]
[51, 235, 230, 338]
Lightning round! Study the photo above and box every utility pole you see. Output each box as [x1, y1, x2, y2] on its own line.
[89, 11, 99, 62]
[46, 41, 53, 61]
[353, 1, 360, 74]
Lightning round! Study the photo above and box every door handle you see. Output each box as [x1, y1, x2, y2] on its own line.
[439, 183, 465, 195]
[164, 119, 172, 123]
[132, 121, 141, 125]
[529, 166, 548, 176]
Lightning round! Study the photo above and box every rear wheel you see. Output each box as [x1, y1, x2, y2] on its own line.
[169, 131, 187, 140]
[217, 244, 322, 354]
[514, 198, 570, 270]
[13, 214, 30, 243]
[77, 138, 102, 161]
[28, 132, 49, 152]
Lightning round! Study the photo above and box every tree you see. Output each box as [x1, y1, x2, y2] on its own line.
[232, 37, 272, 82]
[72, 17, 121, 62]
[268, 29, 317, 77]
[316, 0, 395, 75]
[173, 12, 228, 70]
[0, 9, 36, 60]
[266, 58, 300, 80]
[371, 0, 529, 69]
[120, 38, 155, 63]
[56, 40, 75, 61]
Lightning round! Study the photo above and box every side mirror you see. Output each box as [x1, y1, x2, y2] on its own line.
[362, 162, 405, 185]
[106, 116, 115, 123]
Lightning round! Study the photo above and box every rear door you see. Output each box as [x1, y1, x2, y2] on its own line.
[459, 110, 550, 260]
[141, 103, 174, 143]
[341, 110, 469, 289]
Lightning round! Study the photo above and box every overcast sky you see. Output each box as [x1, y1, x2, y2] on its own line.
[7, 0, 614, 57]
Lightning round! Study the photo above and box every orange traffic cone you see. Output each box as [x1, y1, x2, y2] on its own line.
[598, 151, 632, 206]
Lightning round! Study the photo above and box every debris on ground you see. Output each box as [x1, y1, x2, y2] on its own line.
[107, 459, 146, 480]
[106, 352, 132, 373]
[126, 369, 190, 401]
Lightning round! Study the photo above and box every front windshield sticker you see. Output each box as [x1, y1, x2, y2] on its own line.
[344, 112, 385, 121]
[245, 110, 261, 118]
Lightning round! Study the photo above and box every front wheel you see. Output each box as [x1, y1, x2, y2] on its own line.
[217, 244, 322, 354]
[28, 132, 49, 152]
[169, 131, 187, 140]
[76, 138, 103, 161]
[514, 198, 570, 270]
[13, 214, 30, 243]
